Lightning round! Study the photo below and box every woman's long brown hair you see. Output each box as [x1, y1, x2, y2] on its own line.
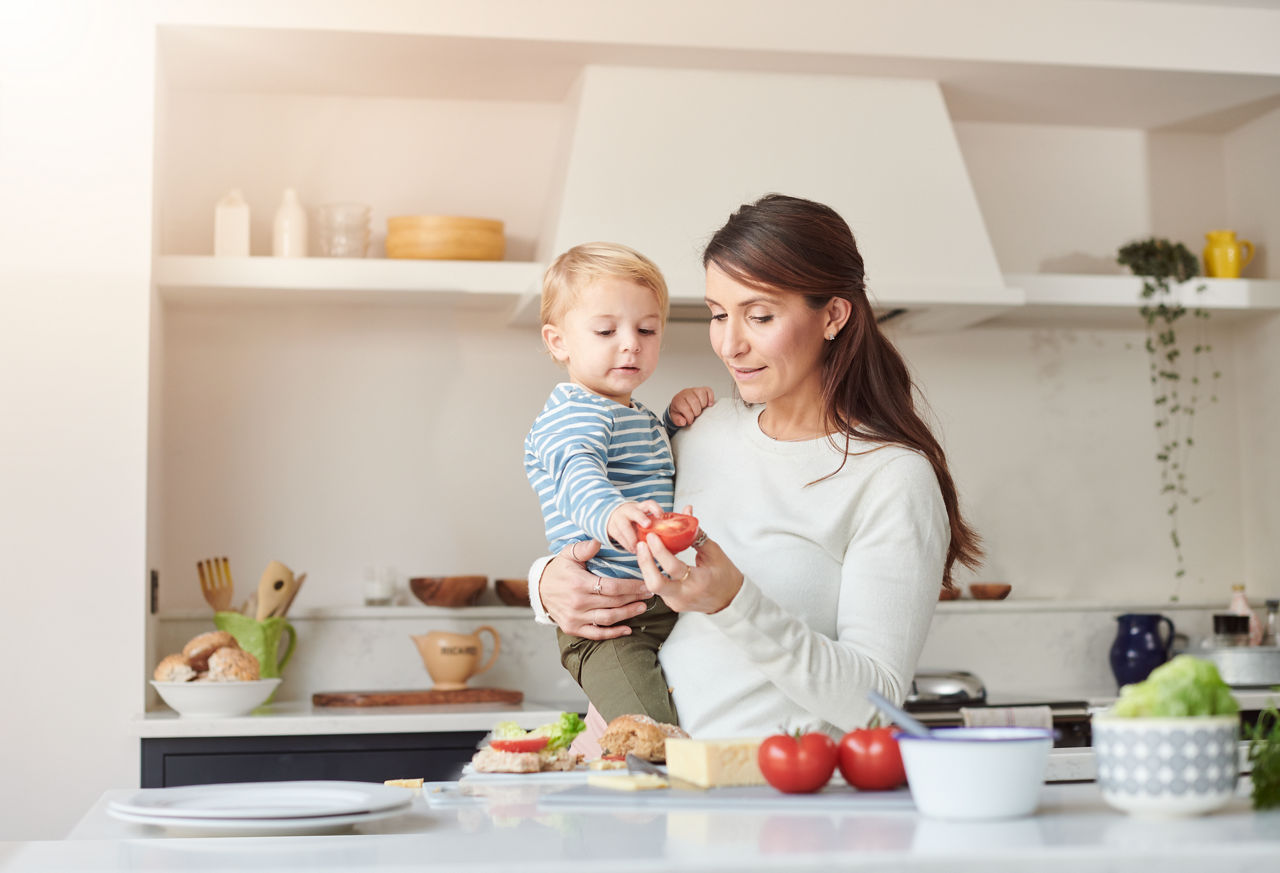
[703, 194, 982, 590]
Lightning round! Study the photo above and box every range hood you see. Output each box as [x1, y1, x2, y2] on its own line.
[529, 65, 1022, 331]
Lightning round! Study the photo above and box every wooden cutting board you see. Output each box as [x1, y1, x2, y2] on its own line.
[312, 688, 524, 707]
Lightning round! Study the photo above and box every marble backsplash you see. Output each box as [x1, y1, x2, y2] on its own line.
[151, 599, 1244, 708]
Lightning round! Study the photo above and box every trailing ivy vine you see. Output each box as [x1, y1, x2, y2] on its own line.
[1116, 238, 1219, 591]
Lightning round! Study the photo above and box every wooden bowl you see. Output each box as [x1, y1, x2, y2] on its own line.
[494, 578, 530, 607]
[409, 575, 487, 608]
[386, 215, 505, 260]
[969, 583, 1012, 600]
[938, 586, 961, 601]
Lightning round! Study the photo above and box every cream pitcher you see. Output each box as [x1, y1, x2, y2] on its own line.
[410, 626, 501, 690]
[1203, 230, 1254, 279]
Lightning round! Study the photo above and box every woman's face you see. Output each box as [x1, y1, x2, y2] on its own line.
[704, 263, 836, 408]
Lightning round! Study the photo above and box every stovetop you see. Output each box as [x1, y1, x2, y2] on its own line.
[904, 694, 1090, 714]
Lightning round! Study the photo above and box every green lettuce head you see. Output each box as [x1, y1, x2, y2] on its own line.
[1112, 655, 1239, 718]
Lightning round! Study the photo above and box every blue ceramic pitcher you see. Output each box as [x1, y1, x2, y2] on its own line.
[1109, 613, 1176, 688]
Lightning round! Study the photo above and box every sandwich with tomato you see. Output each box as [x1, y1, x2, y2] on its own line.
[471, 712, 587, 773]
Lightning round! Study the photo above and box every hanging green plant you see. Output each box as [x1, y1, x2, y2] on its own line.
[1116, 237, 1219, 593]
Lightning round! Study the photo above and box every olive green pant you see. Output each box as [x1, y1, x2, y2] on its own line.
[557, 597, 679, 725]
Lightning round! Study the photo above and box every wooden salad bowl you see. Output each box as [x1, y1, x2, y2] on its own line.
[410, 575, 487, 608]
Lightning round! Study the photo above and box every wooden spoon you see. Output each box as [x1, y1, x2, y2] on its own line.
[277, 572, 306, 618]
[255, 560, 296, 621]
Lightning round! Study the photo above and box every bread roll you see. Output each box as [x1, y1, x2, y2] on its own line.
[207, 647, 260, 681]
[599, 714, 689, 762]
[153, 653, 196, 682]
[183, 631, 239, 672]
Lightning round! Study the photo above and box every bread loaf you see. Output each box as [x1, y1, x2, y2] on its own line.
[153, 653, 196, 683]
[182, 631, 239, 672]
[206, 647, 260, 681]
[598, 713, 689, 762]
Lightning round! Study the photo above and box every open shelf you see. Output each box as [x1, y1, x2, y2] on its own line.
[154, 255, 544, 307]
[985, 273, 1280, 329]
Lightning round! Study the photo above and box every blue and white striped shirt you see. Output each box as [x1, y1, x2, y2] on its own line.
[524, 382, 676, 579]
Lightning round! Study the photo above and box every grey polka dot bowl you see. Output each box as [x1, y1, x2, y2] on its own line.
[1092, 714, 1238, 817]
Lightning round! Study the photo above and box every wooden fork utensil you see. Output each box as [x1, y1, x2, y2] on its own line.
[197, 557, 234, 613]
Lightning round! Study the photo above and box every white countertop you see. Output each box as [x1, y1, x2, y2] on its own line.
[132, 699, 580, 737]
[134, 689, 1279, 739]
[4, 778, 1277, 873]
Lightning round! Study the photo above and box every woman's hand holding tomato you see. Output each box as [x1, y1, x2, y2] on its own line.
[636, 505, 744, 615]
[837, 726, 906, 790]
[634, 511, 699, 552]
[758, 730, 838, 794]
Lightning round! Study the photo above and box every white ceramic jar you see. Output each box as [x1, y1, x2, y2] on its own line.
[213, 189, 250, 256]
[272, 188, 308, 257]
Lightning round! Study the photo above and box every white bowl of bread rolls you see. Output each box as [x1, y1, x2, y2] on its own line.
[150, 630, 280, 717]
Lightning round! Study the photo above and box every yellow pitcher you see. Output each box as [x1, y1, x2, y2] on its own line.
[1203, 230, 1254, 279]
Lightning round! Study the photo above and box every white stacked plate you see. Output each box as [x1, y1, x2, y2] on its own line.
[107, 781, 415, 836]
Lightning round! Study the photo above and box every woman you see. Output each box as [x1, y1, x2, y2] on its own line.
[531, 193, 982, 740]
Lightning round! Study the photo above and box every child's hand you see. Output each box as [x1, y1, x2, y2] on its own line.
[606, 500, 664, 552]
[668, 386, 715, 428]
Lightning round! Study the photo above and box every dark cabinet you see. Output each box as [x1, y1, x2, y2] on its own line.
[141, 731, 485, 788]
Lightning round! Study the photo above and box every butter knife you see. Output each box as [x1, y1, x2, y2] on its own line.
[624, 753, 665, 777]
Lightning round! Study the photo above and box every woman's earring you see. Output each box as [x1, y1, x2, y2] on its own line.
[825, 333, 836, 341]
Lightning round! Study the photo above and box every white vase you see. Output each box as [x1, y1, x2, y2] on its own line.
[213, 189, 250, 257]
[272, 188, 308, 257]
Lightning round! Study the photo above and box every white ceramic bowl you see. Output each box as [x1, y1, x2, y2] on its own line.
[1091, 714, 1238, 817]
[898, 727, 1053, 820]
[151, 679, 282, 718]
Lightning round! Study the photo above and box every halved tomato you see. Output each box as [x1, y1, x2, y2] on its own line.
[490, 736, 549, 753]
[637, 512, 700, 553]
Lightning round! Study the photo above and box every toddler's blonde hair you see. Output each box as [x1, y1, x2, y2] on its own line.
[540, 242, 669, 327]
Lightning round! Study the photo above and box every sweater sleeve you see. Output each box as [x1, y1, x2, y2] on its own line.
[526, 402, 628, 545]
[703, 453, 947, 731]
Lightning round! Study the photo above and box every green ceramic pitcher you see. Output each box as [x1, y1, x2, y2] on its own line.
[214, 611, 297, 682]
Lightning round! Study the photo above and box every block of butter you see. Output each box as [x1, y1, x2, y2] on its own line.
[664, 737, 765, 788]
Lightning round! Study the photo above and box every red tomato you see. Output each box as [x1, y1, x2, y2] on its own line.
[837, 727, 905, 790]
[490, 736, 549, 754]
[637, 512, 700, 552]
[758, 731, 838, 794]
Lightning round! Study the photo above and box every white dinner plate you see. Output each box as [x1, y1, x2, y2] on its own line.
[108, 781, 412, 821]
[107, 805, 411, 836]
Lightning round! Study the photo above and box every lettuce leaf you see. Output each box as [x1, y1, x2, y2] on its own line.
[491, 721, 529, 739]
[542, 711, 586, 750]
[1112, 655, 1239, 718]
[490, 712, 586, 750]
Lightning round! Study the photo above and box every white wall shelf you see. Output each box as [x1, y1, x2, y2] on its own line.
[156, 255, 1026, 330]
[154, 255, 543, 308]
[985, 273, 1280, 328]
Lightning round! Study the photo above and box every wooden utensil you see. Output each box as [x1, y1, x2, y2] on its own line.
[197, 557, 233, 612]
[255, 560, 296, 621]
[277, 571, 305, 618]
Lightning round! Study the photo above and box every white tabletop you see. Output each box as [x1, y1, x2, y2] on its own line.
[3, 777, 1278, 873]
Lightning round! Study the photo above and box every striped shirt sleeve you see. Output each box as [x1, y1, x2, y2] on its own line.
[525, 395, 627, 546]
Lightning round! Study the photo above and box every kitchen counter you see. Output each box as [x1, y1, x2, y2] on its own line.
[135, 689, 1278, 739]
[131, 700, 580, 738]
[4, 778, 1278, 872]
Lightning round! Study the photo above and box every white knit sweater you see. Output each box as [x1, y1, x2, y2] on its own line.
[532, 399, 948, 738]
